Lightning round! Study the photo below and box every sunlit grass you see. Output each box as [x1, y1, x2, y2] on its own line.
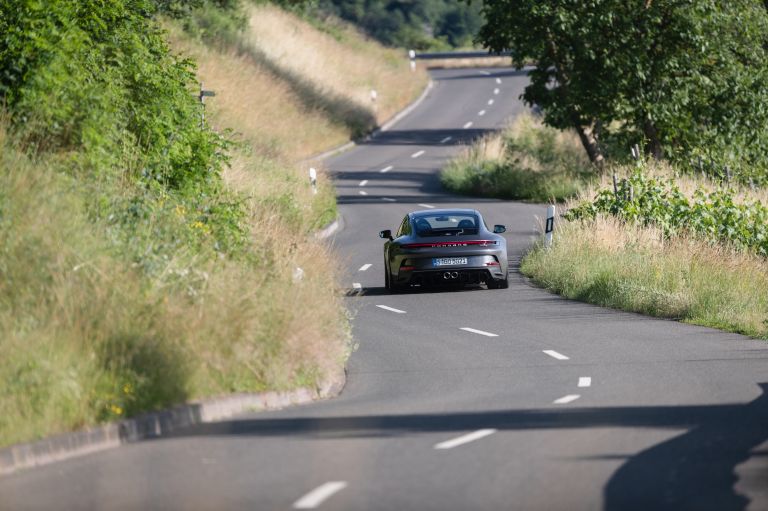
[441, 113, 594, 202]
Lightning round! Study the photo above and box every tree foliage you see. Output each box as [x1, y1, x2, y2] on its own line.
[478, 1, 768, 180]
[0, 0, 230, 189]
[316, 0, 483, 49]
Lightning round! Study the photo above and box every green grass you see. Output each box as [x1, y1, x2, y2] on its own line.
[521, 218, 768, 339]
[441, 113, 594, 202]
[0, 136, 351, 447]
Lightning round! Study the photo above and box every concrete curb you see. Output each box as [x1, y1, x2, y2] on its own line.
[315, 214, 343, 240]
[0, 367, 346, 477]
[304, 80, 435, 163]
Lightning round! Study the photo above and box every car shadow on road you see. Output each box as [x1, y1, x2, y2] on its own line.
[167, 384, 768, 511]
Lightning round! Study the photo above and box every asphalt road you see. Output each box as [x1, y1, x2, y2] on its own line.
[2, 67, 768, 511]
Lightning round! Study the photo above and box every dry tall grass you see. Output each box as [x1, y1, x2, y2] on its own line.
[0, 137, 350, 447]
[244, 4, 427, 128]
[442, 113, 593, 202]
[167, 5, 428, 163]
[522, 217, 768, 338]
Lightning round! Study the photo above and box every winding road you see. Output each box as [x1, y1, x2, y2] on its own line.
[2, 67, 768, 511]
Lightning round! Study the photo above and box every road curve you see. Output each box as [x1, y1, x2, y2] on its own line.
[1, 68, 767, 511]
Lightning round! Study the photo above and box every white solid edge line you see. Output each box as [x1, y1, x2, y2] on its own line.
[358, 264, 372, 272]
[554, 394, 581, 405]
[376, 305, 406, 314]
[382, 197, 397, 202]
[578, 377, 592, 388]
[463, 121, 473, 129]
[488, 99, 494, 105]
[418, 203, 435, 209]
[411, 150, 425, 158]
[435, 429, 497, 450]
[478, 110, 486, 116]
[380, 165, 393, 173]
[460, 327, 498, 337]
[359, 190, 368, 196]
[293, 481, 348, 509]
[496, 77, 502, 84]
[493, 88, 500, 95]
[440, 136, 452, 144]
[352, 282, 362, 289]
[359, 180, 368, 187]
[543, 350, 569, 360]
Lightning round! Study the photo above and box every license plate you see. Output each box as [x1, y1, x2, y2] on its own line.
[433, 257, 468, 267]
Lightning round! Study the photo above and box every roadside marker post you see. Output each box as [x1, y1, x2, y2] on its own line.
[309, 167, 318, 195]
[197, 82, 216, 129]
[545, 205, 556, 249]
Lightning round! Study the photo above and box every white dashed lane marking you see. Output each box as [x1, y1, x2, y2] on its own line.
[359, 190, 367, 196]
[418, 203, 435, 209]
[460, 327, 499, 337]
[578, 377, 592, 388]
[359, 180, 368, 187]
[411, 150, 425, 158]
[434, 429, 497, 450]
[496, 77, 502, 84]
[493, 88, 500, 95]
[352, 282, 362, 290]
[463, 121, 473, 129]
[358, 264, 372, 272]
[488, 99, 494, 105]
[380, 165, 393, 173]
[376, 305, 406, 314]
[478, 110, 486, 116]
[543, 350, 569, 360]
[554, 395, 581, 405]
[293, 482, 348, 509]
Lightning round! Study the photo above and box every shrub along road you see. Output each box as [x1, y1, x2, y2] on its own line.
[1, 68, 768, 511]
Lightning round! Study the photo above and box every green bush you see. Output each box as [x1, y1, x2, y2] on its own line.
[567, 169, 768, 256]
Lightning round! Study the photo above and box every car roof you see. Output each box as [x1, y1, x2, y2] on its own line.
[410, 208, 480, 218]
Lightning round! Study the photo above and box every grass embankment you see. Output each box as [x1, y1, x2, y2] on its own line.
[442, 109, 768, 338]
[521, 163, 768, 339]
[441, 113, 594, 202]
[0, 2, 423, 448]
[172, 3, 428, 162]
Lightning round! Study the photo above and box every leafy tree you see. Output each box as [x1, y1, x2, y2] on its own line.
[478, 1, 768, 179]
[317, 0, 483, 49]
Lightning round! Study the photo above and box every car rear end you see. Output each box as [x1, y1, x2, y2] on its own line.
[390, 239, 507, 287]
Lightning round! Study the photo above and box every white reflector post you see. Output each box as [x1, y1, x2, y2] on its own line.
[309, 167, 317, 194]
[545, 205, 556, 248]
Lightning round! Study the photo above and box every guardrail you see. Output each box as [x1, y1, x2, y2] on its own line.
[409, 50, 513, 60]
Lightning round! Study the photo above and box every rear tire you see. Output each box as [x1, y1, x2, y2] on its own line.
[488, 275, 509, 289]
[385, 263, 402, 293]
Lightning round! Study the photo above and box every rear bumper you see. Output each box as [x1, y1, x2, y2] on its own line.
[396, 268, 503, 286]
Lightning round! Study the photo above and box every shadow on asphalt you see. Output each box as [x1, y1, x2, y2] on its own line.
[167, 384, 768, 511]
[433, 68, 531, 82]
[363, 128, 490, 147]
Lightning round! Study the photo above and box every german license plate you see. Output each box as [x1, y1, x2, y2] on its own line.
[433, 257, 468, 267]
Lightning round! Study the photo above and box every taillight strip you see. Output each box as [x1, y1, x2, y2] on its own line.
[402, 240, 497, 248]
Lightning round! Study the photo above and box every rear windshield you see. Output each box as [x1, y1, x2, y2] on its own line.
[413, 213, 480, 237]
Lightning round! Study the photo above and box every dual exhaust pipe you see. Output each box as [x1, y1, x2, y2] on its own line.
[443, 271, 460, 280]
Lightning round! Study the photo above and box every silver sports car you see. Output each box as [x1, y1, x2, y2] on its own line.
[379, 208, 508, 291]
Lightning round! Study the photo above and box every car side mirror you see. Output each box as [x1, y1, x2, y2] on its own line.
[493, 225, 506, 234]
[379, 229, 393, 240]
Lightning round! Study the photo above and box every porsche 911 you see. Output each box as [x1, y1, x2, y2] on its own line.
[379, 208, 508, 291]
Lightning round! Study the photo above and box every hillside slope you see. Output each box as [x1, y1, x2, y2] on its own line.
[0, 1, 426, 448]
